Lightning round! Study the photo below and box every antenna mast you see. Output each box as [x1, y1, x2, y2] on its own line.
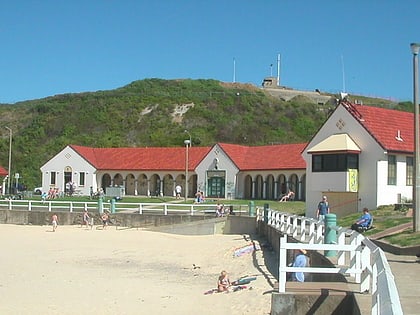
[341, 54, 346, 92]
[277, 53, 281, 86]
[233, 58, 236, 83]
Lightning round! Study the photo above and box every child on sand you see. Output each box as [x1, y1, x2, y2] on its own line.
[217, 270, 231, 292]
[51, 213, 58, 232]
[101, 212, 109, 230]
[83, 210, 91, 229]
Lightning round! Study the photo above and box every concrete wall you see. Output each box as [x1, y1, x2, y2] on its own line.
[0, 209, 219, 229]
[271, 292, 360, 315]
[0, 209, 258, 236]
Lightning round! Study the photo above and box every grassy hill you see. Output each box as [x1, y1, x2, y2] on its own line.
[0, 78, 404, 189]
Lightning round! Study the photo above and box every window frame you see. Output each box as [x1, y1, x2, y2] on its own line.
[387, 155, 397, 185]
[312, 153, 359, 172]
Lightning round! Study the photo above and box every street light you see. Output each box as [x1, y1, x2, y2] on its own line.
[184, 139, 191, 201]
[411, 42, 420, 232]
[5, 126, 12, 195]
[184, 130, 192, 146]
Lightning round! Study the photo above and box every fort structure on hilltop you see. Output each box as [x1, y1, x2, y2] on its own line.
[261, 76, 333, 105]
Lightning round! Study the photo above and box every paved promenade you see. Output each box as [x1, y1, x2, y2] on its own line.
[385, 252, 420, 315]
[368, 222, 420, 315]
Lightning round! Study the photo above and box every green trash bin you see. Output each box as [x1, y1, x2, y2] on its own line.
[111, 198, 116, 214]
[97, 197, 104, 214]
[324, 213, 337, 257]
[263, 203, 269, 223]
[248, 201, 255, 216]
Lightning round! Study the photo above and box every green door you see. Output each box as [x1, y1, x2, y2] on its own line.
[207, 176, 225, 198]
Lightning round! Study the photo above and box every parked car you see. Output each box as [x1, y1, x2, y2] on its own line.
[33, 187, 43, 195]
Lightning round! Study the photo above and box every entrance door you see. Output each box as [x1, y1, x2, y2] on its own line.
[207, 176, 225, 198]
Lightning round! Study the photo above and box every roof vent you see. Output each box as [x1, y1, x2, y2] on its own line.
[395, 130, 403, 142]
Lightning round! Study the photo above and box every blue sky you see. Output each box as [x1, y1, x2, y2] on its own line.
[0, 1, 419, 103]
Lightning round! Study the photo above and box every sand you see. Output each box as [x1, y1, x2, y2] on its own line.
[0, 224, 278, 315]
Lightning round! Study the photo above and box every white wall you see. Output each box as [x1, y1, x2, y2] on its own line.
[195, 144, 239, 198]
[303, 104, 412, 216]
[40, 146, 97, 195]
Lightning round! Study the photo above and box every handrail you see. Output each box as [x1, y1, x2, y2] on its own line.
[0, 199, 248, 216]
[262, 209, 403, 315]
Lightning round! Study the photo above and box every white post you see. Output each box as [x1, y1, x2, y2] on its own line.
[300, 218, 306, 242]
[309, 221, 315, 244]
[292, 216, 298, 238]
[278, 235, 287, 293]
[337, 228, 346, 265]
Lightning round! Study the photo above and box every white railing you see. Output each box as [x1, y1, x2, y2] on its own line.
[0, 199, 248, 215]
[262, 209, 403, 315]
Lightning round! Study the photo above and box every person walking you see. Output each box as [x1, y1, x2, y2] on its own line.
[316, 195, 330, 223]
[83, 210, 91, 229]
[51, 213, 58, 232]
[101, 212, 109, 230]
[175, 184, 182, 199]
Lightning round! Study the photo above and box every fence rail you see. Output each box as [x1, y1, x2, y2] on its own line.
[262, 209, 403, 315]
[0, 199, 249, 216]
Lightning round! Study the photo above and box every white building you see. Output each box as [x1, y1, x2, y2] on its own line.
[40, 142, 307, 201]
[303, 100, 414, 218]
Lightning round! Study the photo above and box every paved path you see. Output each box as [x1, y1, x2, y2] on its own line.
[369, 222, 420, 314]
[385, 252, 420, 315]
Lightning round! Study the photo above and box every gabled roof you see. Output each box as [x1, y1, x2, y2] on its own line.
[307, 134, 361, 154]
[69, 142, 307, 172]
[342, 101, 414, 153]
[0, 165, 7, 176]
[70, 145, 212, 171]
[219, 143, 307, 170]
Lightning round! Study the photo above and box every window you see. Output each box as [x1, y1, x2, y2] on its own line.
[406, 156, 413, 186]
[50, 171, 56, 185]
[79, 172, 85, 186]
[388, 155, 397, 185]
[312, 154, 359, 172]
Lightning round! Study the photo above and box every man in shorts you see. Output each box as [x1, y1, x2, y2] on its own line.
[316, 196, 330, 223]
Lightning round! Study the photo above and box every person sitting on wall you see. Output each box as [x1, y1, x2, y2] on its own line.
[351, 208, 372, 233]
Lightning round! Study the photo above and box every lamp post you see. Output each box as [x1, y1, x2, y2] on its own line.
[5, 126, 12, 195]
[184, 130, 192, 146]
[184, 139, 191, 201]
[411, 42, 420, 232]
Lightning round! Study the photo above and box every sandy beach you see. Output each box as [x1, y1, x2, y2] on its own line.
[0, 224, 277, 315]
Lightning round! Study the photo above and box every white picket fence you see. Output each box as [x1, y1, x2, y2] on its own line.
[0, 199, 248, 215]
[262, 209, 403, 315]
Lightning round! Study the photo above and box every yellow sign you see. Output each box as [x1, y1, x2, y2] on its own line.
[348, 169, 358, 192]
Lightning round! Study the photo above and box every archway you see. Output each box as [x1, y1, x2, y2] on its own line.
[244, 175, 252, 199]
[126, 174, 135, 195]
[101, 174, 111, 191]
[162, 174, 174, 196]
[138, 174, 148, 196]
[266, 175, 275, 200]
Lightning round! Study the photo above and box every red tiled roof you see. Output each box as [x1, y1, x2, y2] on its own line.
[219, 143, 307, 170]
[342, 102, 414, 153]
[70, 145, 212, 171]
[0, 165, 7, 176]
[70, 142, 307, 172]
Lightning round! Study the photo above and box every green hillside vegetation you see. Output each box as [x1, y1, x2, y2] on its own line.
[0, 78, 406, 189]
